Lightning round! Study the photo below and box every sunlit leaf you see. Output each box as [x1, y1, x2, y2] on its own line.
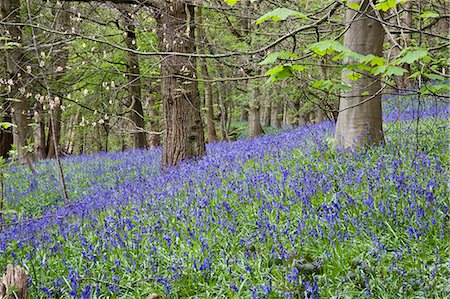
[375, 0, 396, 12]
[395, 48, 429, 65]
[259, 51, 297, 65]
[308, 40, 346, 56]
[256, 8, 307, 25]
[348, 3, 360, 10]
[224, 0, 239, 6]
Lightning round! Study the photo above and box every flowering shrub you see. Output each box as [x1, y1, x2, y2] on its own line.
[1, 99, 448, 298]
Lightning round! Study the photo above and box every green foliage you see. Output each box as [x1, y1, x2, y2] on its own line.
[394, 48, 429, 65]
[375, 0, 397, 12]
[256, 8, 307, 25]
[259, 51, 298, 65]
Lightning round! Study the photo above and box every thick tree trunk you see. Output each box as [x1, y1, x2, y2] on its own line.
[155, 2, 205, 167]
[196, 6, 217, 143]
[1, 0, 35, 164]
[335, 0, 385, 148]
[123, 9, 147, 149]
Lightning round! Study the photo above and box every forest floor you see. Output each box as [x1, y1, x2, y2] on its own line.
[1, 98, 449, 298]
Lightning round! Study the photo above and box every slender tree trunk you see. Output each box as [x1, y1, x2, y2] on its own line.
[0, 102, 13, 159]
[34, 102, 47, 160]
[270, 103, 282, 129]
[45, 2, 70, 159]
[248, 86, 263, 138]
[196, 6, 217, 143]
[282, 102, 290, 126]
[122, 8, 147, 149]
[147, 94, 161, 148]
[1, 0, 35, 164]
[335, 0, 385, 148]
[65, 111, 79, 154]
[155, 2, 205, 167]
[262, 103, 271, 127]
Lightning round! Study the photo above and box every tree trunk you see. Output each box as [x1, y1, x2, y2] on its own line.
[1, 0, 35, 164]
[270, 103, 282, 129]
[248, 86, 263, 138]
[123, 8, 147, 149]
[0, 265, 28, 299]
[155, 2, 205, 167]
[196, 6, 217, 143]
[240, 104, 249, 122]
[262, 104, 271, 127]
[34, 102, 47, 160]
[0, 102, 13, 159]
[335, 0, 385, 148]
[147, 95, 161, 148]
[46, 2, 70, 159]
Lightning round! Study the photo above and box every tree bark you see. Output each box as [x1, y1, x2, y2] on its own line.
[155, 2, 205, 167]
[196, 5, 217, 143]
[146, 94, 161, 148]
[1, 0, 35, 164]
[335, 0, 385, 148]
[45, 2, 71, 159]
[248, 85, 263, 138]
[262, 103, 271, 127]
[270, 103, 282, 129]
[0, 264, 28, 299]
[0, 102, 13, 159]
[240, 104, 249, 122]
[122, 8, 147, 149]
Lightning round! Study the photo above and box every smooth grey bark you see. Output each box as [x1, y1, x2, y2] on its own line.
[335, 0, 385, 148]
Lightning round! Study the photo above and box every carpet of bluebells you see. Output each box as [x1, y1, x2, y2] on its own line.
[1, 98, 449, 298]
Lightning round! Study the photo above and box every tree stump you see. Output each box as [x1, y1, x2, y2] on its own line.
[0, 264, 28, 299]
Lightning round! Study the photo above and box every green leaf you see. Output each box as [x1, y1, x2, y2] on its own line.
[375, 0, 396, 12]
[362, 54, 386, 66]
[256, 8, 307, 25]
[423, 73, 446, 81]
[361, 91, 370, 96]
[291, 65, 309, 72]
[259, 51, 298, 65]
[395, 48, 428, 65]
[308, 40, 346, 56]
[0, 122, 16, 129]
[346, 71, 362, 81]
[419, 11, 439, 20]
[348, 3, 361, 10]
[264, 64, 293, 81]
[224, 0, 239, 6]
[408, 71, 421, 79]
[427, 84, 450, 94]
[385, 66, 407, 76]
